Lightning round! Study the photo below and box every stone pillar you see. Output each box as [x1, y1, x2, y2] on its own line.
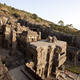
[17, 23, 21, 32]
[74, 53, 77, 66]
[11, 30, 17, 55]
[36, 46, 48, 79]
[4, 24, 11, 49]
[74, 51, 80, 66]
[74, 51, 79, 66]
[47, 45, 55, 77]
[38, 32, 41, 40]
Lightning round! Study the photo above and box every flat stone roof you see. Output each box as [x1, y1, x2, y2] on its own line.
[30, 40, 55, 48]
[30, 40, 66, 48]
[55, 40, 67, 48]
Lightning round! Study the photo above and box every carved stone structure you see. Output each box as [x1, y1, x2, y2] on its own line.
[17, 29, 41, 43]
[20, 31, 39, 42]
[25, 39, 67, 79]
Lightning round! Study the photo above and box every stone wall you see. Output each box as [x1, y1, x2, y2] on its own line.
[67, 46, 80, 66]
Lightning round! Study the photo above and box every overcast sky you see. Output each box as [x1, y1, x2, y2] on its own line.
[0, 0, 80, 30]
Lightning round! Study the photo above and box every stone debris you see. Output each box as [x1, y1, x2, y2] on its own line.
[0, 59, 12, 80]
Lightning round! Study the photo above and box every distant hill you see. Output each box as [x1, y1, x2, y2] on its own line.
[0, 3, 80, 36]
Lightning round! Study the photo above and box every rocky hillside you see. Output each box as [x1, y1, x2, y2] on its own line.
[0, 3, 80, 36]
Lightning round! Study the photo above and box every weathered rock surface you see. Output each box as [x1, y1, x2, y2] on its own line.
[0, 59, 12, 80]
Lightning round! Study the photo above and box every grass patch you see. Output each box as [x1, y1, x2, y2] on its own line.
[65, 66, 80, 74]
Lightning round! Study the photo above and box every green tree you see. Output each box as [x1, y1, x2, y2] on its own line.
[58, 20, 64, 26]
[32, 13, 38, 19]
